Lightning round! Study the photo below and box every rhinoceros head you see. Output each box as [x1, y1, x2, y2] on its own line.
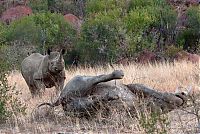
[47, 49, 65, 73]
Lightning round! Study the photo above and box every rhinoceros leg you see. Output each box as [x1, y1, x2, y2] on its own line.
[55, 76, 65, 94]
[33, 79, 45, 95]
[29, 85, 40, 97]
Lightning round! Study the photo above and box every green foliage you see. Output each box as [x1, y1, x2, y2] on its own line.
[177, 6, 200, 52]
[5, 12, 77, 53]
[78, 8, 123, 63]
[78, 0, 177, 64]
[48, 0, 76, 14]
[139, 111, 170, 134]
[32, 12, 76, 51]
[187, 7, 200, 32]
[0, 46, 26, 121]
[126, 0, 177, 52]
[29, 0, 49, 13]
[86, 0, 126, 15]
[164, 45, 182, 59]
[0, 23, 6, 45]
[6, 17, 40, 45]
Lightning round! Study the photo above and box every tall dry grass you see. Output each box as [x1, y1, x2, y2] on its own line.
[0, 61, 199, 133]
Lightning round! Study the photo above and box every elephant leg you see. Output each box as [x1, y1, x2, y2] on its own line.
[87, 70, 124, 86]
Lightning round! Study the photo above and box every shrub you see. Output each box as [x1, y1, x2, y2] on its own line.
[5, 12, 77, 53]
[177, 6, 200, 53]
[164, 45, 182, 59]
[79, 0, 177, 65]
[5, 16, 40, 45]
[32, 12, 77, 51]
[0, 23, 6, 45]
[29, 0, 48, 13]
[139, 110, 170, 134]
[126, 0, 177, 52]
[0, 46, 26, 121]
[77, 10, 123, 64]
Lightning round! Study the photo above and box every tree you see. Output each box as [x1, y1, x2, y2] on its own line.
[177, 6, 200, 53]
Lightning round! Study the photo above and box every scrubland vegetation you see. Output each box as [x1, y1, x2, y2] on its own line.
[0, 61, 198, 133]
[0, 0, 199, 133]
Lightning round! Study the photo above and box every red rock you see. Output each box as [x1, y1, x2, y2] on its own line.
[175, 51, 199, 63]
[115, 57, 130, 65]
[64, 14, 82, 32]
[1, 5, 32, 24]
[136, 50, 158, 64]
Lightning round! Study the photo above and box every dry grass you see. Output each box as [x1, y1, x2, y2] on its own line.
[0, 61, 199, 134]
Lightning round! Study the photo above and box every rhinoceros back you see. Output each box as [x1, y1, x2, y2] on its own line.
[21, 53, 45, 85]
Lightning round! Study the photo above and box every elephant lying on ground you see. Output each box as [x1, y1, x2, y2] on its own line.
[38, 70, 191, 117]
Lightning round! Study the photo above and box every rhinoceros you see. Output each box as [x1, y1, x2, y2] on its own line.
[21, 49, 66, 97]
[38, 70, 191, 117]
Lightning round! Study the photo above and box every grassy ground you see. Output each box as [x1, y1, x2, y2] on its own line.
[0, 61, 199, 133]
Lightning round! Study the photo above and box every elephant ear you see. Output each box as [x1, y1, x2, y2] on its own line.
[175, 86, 181, 94]
[184, 85, 192, 96]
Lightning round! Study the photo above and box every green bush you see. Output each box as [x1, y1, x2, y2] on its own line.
[5, 12, 77, 53]
[0, 23, 7, 45]
[6, 16, 40, 45]
[177, 6, 200, 53]
[79, 0, 177, 64]
[29, 0, 49, 13]
[86, 0, 125, 15]
[139, 111, 170, 134]
[126, 0, 177, 52]
[164, 45, 182, 59]
[0, 46, 26, 121]
[32, 12, 77, 51]
[77, 10, 123, 64]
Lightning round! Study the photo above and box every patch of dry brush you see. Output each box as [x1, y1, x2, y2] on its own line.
[1, 61, 199, 133]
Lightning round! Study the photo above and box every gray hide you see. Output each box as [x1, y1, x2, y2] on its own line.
[38, 70, 190, 117]
[21, 49, 66, 97]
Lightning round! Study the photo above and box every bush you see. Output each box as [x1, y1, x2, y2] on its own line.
[126, 0, 177, 52]
[32, 12, 77, 51]
[177, 6, 200, 53]
[5, 12, 77, 53]
[139, 110, 170, 134]
[5, 16, 40, 45]
[0, 46, 26, 121]
[77, 10, 123, 64]
[164, 45, 182, 59]
[79, 0, 177, 65]
[29, 0, 49, 13]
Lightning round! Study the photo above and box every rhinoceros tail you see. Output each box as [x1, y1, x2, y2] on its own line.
[37, 102, 54, 108]
[37, 97, 62, 108]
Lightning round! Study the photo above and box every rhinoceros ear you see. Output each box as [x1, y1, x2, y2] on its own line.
[61, 49, 66, 55]
[47, 48, 51, 55]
